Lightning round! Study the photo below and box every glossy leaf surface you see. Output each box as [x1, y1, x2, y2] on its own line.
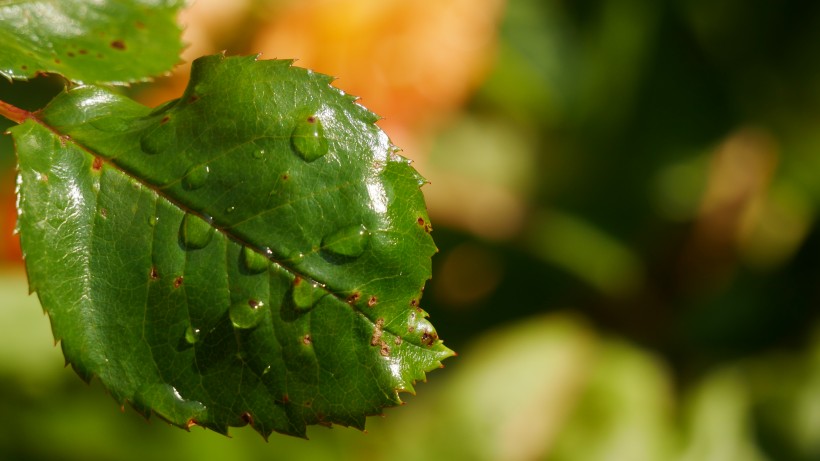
[12, 54, 452, 437]
[0, 0, 184, 84]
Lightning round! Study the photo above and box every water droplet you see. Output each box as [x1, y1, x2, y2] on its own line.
[89, 116, 132, 133]
[242, 246, 269, 274]
[253, 149, 266, 159]
[182, 165, 209, 190]
[225, 205, 235, 214]
[229, 299, 266, 329]
[184, 326, 201, 345]
[291, 277, 325, 310]
[286, 250, 305, 265]
[291, 115, 328, 162]
[139, 133, 161, 155]
[180, 213, 214, 249]
[322, 224, 370, 257]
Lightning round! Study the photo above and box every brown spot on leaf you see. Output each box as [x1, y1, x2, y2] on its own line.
[306, 115, 316, 123]
[92, 157, 103, 171]
[421, 330, 438, 346]
[240, 412, 254, 426]
[110, 40, 126, 50]
[394, 336, 403, 345]
[79, 49, 87, 55]
[346, 292, 361, 304]
[160, 115, 170, 124]
[185, 419, 198, 430]
[149, 266, 159, 280]
[282, 394, 290, 404]
[173, 276, 184, 288]
[54, 58, 61, 64]
[188, 94, 199, 103]
[367, 295, 378, 307]
[410, 299, 418, 307]
[67, 51, 75, 58]
[302, 334, 312, 345]
[371, 318, 391, 356]
[371, 318, 384, 346]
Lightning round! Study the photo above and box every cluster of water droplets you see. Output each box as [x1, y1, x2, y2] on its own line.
[139, 111, 382, 345]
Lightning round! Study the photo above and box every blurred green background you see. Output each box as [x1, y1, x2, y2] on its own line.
[2, 0, 820, 459]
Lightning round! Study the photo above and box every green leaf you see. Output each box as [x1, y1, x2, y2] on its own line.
[0, 0, 185, 84]
[12, 54, 453, 438]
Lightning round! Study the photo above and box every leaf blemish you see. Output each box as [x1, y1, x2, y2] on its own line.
[110, 40, 126, 50]
[371, 319, 391, 356]
[241, 412, 254, 426]
[173, 276, 184, 288]
[149, 267, 159, 280]
[367, 296, 378, 307]
[92, 157, 103, 171]
[371, 319, 383, 346]
[303, 334, 312, 345]
[346, 292, 361, 304]
[160, 115, 170, 124]
[100, 208, 108, 218]
[421, 330, 438, 347]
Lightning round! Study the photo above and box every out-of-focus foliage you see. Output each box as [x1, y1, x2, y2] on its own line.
[2, 0, 819, 459]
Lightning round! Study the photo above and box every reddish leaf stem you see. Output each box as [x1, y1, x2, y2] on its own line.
[0, 99, 32, 124]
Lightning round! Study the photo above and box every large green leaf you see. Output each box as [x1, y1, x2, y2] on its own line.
[12, 54, 452, 438]
[0, 0, 184, 84]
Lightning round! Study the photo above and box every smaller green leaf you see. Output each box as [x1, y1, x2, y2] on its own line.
[0, 0, 185, 84]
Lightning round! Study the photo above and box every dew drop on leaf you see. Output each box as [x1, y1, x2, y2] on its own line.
[286, 250, 305, 265]
[139, 133, 161, 155]
[322, 224, 370, 257]
[242, 246, 269, 274]
[180, 213, 215, 250]
[184, 326, 201, 345]
[253, 149, 266, 159]
[182, 165, 209, 190]
[229, 299, 266, 329]
[292, 277, 325, 311]
[291, 115, 328, 162]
